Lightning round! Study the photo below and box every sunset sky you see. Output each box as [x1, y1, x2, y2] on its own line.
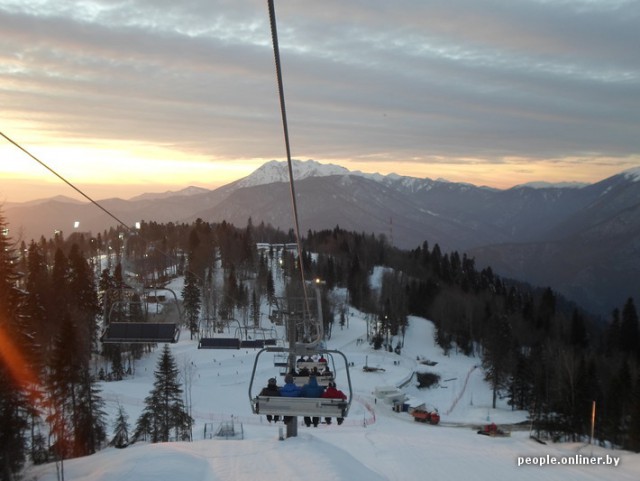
[1, 0, 639, 203]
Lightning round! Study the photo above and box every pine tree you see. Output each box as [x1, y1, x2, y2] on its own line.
[50, 248, 69, 336]
[68, 244, 99, 361]
[74, 370, 107, 455]
[628, 373, 640, 452]
[98, 268, 116, 320]
[507, 349, 533, 411]
[251, 289, 260, 327]
[620, 298, 639, 354]
[109, 264, 126, 323]
[266, 270, 275, 304]
[110, 403, 130, 448]
[100, 266, 123, 378]
[0, 211, 36, 480]
[134, 344, 193, 443]
[24, 241, 50, 355]
[182, 268, 201, 340]
[46, 316, 83, 460]
[482, 314, 514, 408]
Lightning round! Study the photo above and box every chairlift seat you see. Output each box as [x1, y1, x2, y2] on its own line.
[254, 396, 348, 418]
[249, 346, 353, 422]
[100, 322, 180, 344]
[198, 338, 241, 349]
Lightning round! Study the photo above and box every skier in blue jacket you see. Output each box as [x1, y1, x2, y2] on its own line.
[301, 375, 325, 427]
[279, 373, 301, 424]
[280, 374, 302, 397]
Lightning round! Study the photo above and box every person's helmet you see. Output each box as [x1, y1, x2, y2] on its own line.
[268, 377, 277, 386]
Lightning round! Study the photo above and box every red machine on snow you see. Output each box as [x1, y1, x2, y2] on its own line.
[477, 422, 510, 437]
[409, 408, 440, 425]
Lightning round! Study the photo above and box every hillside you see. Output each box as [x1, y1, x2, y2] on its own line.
[24, 274, 640, 481]
[5, 159, 640, 315]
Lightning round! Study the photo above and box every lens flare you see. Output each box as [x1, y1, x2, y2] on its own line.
[0, 322, 39, 389]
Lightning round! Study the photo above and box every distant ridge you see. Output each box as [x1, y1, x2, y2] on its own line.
[4, 159, 640, 316]
[514, 181, 589, 189]
[11, 195, 87, 207]
[129, 186, 212, 202]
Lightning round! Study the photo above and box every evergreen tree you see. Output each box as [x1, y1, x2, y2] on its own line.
[74, 370, 107, 455]
[482, 314, 514, 408]
[100, 267, 123, 379]
[266, 270, 275, 304]
[251, 289, 261, 327]
[134, 344, 193, 443]
[536, 287, 556, 332]
[50, 248, 69, 336]
[110, 403, 130, 448]
[508, 349, 533, 411]
[46, 317, 84, 459]
[620, 298, 639, 354]
[182, 268, 201, 340]
[603, 359, 632, 446]
[628, 373, 640, 452]
[46, 313, 105, 459]
[98, 268, 116, 321]
[109, 264, 126, 323]
[24, 241, 50, 355]
[0, 212, 35, 480]
[68, 244, 99, 361]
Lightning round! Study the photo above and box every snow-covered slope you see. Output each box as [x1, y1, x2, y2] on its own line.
[24, 270, 640, 481]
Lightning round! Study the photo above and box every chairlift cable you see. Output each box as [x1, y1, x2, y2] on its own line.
[0, 130, 132, 231]
[0, 130, 201, 299]
[267, 0, 313, 326]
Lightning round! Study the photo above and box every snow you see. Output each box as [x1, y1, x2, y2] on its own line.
[25, 279, 640, 481]
[235, 159, 444, 192]
[622, 167, 640, 183]
[235, 159, 351, 188]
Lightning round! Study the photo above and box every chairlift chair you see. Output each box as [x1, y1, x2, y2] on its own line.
[248, 346, 353, 420]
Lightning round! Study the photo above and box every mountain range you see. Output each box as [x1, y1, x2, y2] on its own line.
[4, 159, 640, 318]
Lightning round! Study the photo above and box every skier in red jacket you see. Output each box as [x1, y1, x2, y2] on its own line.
[321, 382, 347, 425]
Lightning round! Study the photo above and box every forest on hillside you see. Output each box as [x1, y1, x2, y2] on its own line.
[1, 211, 640, 481]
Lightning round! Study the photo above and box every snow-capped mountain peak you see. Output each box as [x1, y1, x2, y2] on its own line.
[622, 166, 640, 182]
[235, 159, 351, 188]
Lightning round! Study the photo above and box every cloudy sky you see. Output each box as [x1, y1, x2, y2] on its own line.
[1, 0, 639, 202]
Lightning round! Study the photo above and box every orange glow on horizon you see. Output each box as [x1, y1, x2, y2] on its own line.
[2, 126, 638, 203]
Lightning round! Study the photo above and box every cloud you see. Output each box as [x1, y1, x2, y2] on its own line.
[0, 0, 638, 172]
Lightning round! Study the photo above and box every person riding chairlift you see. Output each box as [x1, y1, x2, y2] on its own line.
[259, 377, 281, 423]
[301, 375, 325, 427]
[279, 373, 302, 425]
[321, 382, 347, 425]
